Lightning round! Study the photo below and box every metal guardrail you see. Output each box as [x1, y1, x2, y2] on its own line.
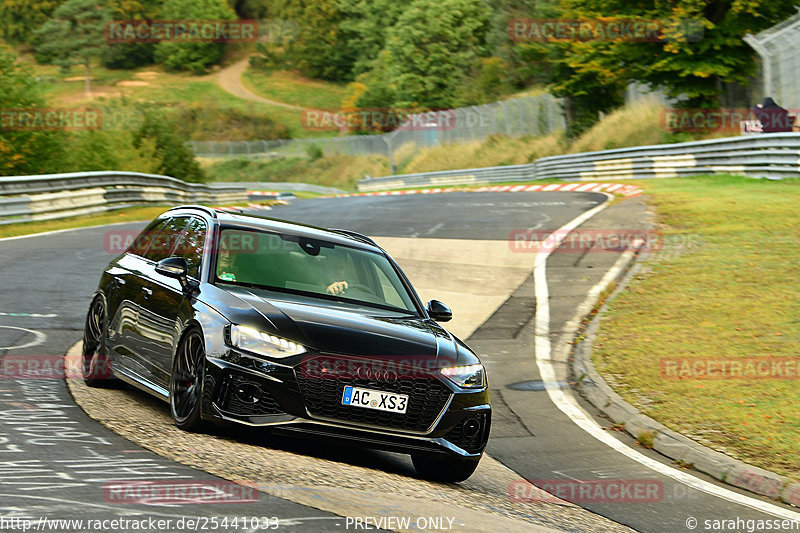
[357, 133, 800, 191]
[0, 171, 247, 225]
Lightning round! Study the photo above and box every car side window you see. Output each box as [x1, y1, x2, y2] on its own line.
[143, 217, 189, 263]
[170, 217, 206, 279]
[128, 218, 170, 257]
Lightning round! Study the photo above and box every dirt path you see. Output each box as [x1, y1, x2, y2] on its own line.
[215, 56, 308, 110]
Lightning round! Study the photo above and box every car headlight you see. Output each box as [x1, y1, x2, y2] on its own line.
[440, 364, 486, 388]
[228, 325, 306, 359]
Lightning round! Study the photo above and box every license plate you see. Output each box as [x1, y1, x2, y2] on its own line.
[341, 386, 408, 414]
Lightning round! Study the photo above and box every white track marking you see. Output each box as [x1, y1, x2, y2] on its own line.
[532, 195, 800, 520]
[0, 220, 146, 243]
[0, 326, 46, 350]
[0, 312, 57, 318]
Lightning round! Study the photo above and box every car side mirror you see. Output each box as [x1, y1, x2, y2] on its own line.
[155, 257, 193, 292]
[426, 300, 452, 322]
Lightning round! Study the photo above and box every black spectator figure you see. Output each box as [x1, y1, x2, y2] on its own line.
[753, 97, 794, 133]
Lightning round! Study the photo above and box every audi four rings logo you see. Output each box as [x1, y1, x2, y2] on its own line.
[356, 366, 399, 382]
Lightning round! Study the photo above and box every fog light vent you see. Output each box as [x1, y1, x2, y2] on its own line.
[463, 418, 481, 438]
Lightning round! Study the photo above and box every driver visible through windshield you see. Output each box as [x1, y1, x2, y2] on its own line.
[215, 228, 418, 313]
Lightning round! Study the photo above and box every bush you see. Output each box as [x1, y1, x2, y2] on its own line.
[169, 103, 291, 141]
[135, 108, 207, 182]
[306, 143, 324, 160]
[103, 43, 155, 70]
[59, 130, 162, 173]
[0, 46, 67, 176]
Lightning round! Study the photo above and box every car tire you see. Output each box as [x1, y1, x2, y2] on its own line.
[169, 327, 208, 432]
[82, 296, 120, 388]
[411, 453, 481, 482]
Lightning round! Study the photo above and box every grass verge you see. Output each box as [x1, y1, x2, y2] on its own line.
[593, 175, 800, 480]
[203, 154, 390, 190]
[241, 68, 348, 110]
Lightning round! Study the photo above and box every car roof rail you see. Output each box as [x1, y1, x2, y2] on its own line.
[166, 205, 218, 218]
[330, 229, 379, 247]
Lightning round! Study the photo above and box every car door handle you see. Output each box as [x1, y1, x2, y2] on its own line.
[142, 287, 153, 297]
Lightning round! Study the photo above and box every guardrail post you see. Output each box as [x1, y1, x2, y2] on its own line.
[383, 135, 396, 175]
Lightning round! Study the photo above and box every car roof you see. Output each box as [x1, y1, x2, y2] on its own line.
[165, 205, 381, 251]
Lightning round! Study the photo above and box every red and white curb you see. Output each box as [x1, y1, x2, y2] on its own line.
[328, 182, 642, 198]
[232, 183, 642, 211]
[216, 202, 277, 212]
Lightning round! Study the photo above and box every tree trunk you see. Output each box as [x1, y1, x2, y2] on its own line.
[563, 96, 574, 131]
[84, 62, 92, 95]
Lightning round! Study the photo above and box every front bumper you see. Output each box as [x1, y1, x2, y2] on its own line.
[201, 353, 491, 458]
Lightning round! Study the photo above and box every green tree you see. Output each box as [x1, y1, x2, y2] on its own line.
[528, 40, 627, 136]
[487, 0, 561, 89]
[383, 0, 491, 109]
[154, 0, 237, 74]
[0, 46, 67, 176]
[34, 0, 111, 94]
[102, 0, 162, 69]
[255, 0, 355, 80]
[229, 0, 273, 18]
[0, 0, 65, 45]
[338, 0, 405, 76]
[559, 0, 798, 108]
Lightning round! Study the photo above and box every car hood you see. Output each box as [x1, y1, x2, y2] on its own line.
[214, 286, 467, 364]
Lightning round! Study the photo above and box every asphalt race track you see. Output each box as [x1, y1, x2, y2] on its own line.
[1, 191, 798, 532]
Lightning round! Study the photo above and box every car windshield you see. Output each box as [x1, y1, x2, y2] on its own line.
[214, 228, 418, 314]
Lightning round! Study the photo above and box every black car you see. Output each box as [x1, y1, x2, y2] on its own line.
[83, 205, 490, 481]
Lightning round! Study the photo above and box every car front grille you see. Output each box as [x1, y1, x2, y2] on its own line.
[295, 368, 452, 433]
